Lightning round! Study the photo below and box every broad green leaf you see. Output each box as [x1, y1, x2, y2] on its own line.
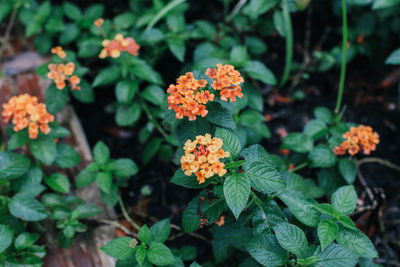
[78, 38, 102, 58]
[245, 36, 267, 56]
[9, 193, 47, 221]
[372, 0, 400, 9]
[273, 10, 285, 37]
[313, 203, 336, 215]
[252, 203, 287, 235]
[318, 168, 346, 196]
[84, 4, 104, 20]
[96, 172, 113, 194]
[315, 243, 357, 267]
[314, 107, 333, 124]
[338, 215, 358, 230]
[230, 46, 248, 64]
[141, 85, 165, 106]
[8, 130, 29, 150]
[386, 48, 400, 64]
[0, 151, 30, 179]
[331, 185, 357, 215]
[240, 144, 269, 170]
[75, 203, 101, 219]
[71, 79, 94, 103]
[150, 218, 170, 244]
[168, 38, 186, 62]
[239, 110, 270, 138]
[107, 158, 138, 178]
[215, 127, 241, 159]
[166, 13, 185, 33]
[245, 234, 286, 267]
[54, 143, 81, 168]
[45, 173, 70, 194]
[224, 173, 251, 219]
[136, 245, 147, 266]
[15, 232, 39, 251]
[92, 66, 121, 87]
[143, 138, 162, 164]
[212, 225, 233, 263]
[206, 102, 236, 129]
[283, 172, 323, 198]
[304, 120, 328, 140]
[29, 135, 57, 166]
[114, 12, 135, 29]
[0, 225, 13, 253]
[242, 60, 277, 85]
[147, 242, 176, 266]
[282, 133, 313, 153]
[63, 2, 81, 20]
[101, 237, 135, 260]
[317, 220, 338, 251]
[201, 198, 226, 224]
[93, 141, 110, 164]
[175, 118, 212, 145]
[338, 158, 357, 184]
[336, 228, 378, 259]
[75, 168, 96, 187]
[116, 80, 138, 103]
[60, 23, 80, 44]
[308, 145, 337, 168]
[170, 169, 210, 189]
[243, 0, 279, 18]
[273, 222, 308, 258]
[182, 194, 201, 232]
[278, 189, 320, 227]
[116, 103, 142, 126]
[138, 225, 151, 243]
[45, 84, 69, 114]
[131, 59, 163, 85]
[245, 161, 285, 194]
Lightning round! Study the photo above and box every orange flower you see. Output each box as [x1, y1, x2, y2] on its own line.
[206, 64, 244, 102]
[167, 72, 213, 121]
[1, 94, 54, 139]
[94, 18, 104, 28]
[51, 46, 66, 59]
[98, 33, 140, 59]
[215, 215, 225, 227]
[181, 134, 230, 184]
[333, 125, 379, 156]
[47, 61, 80, 90]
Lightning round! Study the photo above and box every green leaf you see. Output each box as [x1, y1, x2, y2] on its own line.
[337, 215, 358, 230]
[304, 120, 328, 140]
[243, 0, 279, 18]
[182, 195, 201, 232]
[283, 172, 324, 198]
[0, 224, 13, 253]
[45, 173, 70, 194]
[273, 222, 308, 258]
[239, 110, 270, 138]
[372, 0, 400, 9]
[170, 169, 210, 189]
[84, 4, 104, 20]
[131, 59, 163, 85]
[201, 198, 226, 224]
[314, 243, 357, 267]
[92, 66, 121, 87]
[116, 103, 142, 126]
[8, 130, 28, 150]
[336, 228, 378, 258]
[240, 144, 269, 170]
[116, 80, 138, 103]
[75, 203, 101, 219]
[338, 158, 357, 184]
[245, 161, 285, 194]
[45, 84, 69, 114]
[313, 203, 336, 216]
[282, 133, 313, 153]
[150, 218, 171, 244]
[331, 185, 357, 215]
[147, 242, 176, 266]
[29, 135, 57, 166]
[107, 159, 138, 178]
[308, 145, 337, 168]
[278, 189, 320, 227]
[166, 13, 185, 32]
[224, 173, 251, 219]
[245, 234, 286, 267]
[206, 102, 236, 129]
[138, 225, 151, 243]
[60, 23, 80, 44]
[0, 1, 11, 23]
[9, 193, 48, 221]
[96, 172, 113, 194]
[26, 21, 41, 37]
[386, 48, 400, 64]
[50, 125, 71, 138]
[273, 10, 285, 37]
[314, 107, 333, 124]
[317, 220, 338, 251]
[114, 12, 135, 29]
[63, 2, 81, 21]
[76, 168, 96, 187]
[242, 60, 277, 85]
[136, 245, 147, 266]
[0, 151, 30, 179]
[71, 79, 95, 103]
[101, 237, 135, 260]
[143, 138, 162, 164]
[93, 141, 110, 164]
[168, 38, 186, 62]
[15, 232, 39, 251]
[230, 46, 248, 64]
[215, 127, 241, 159]
[141, 85, 165, 106]
[175, 118, 212, 145]
[252, 203, 287, 235]
[54, 143, 81, 168]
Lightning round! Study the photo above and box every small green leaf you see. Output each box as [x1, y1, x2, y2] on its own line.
[308, 145, 337, 168]
[331, 185, 357, 215]
[76, 168, 96, 187]
[147, 242, 176, 266]
[54, 143, 81, 168]
[304, 120, 328, 140]
[273, 222, 308, 258]
[338, 158, 357, 184]
[9, 193, 48, 221]
[130, 59, 163, 85]
[116, 103, 142, 126]
[75, 203, 101, 219]
[71, 79, 94, 103]
[338, 215, 358, 230]
[336, 227, 378, 259]
[45, 84, 69, 114]
[60, 23, 80, 44]
[15, 232, 39, 251]
[314, 107, 333, 124]
[29, 135, 57, 166]
[168, 38, 186, 62]
[143, 138, 162, 164]
[386, 48, 400, 64]
[96, 172, 113, 194]
[0, 225, 13, 253]
[170, 169, 210, 189]
[224, 173, 251, 219]
[45, 173, 70, 194]
[138, 225, 151, 243]
[215, 127, 241, 159]
[141, 85, 165, 106]
[116, 80, 138, 103]
[63, 2, 81, 20]
[282, 133, 313, 153]
[92, 66, 122, 87]
[114, 12, 135, 29]
[317, 220, 338, 251]
[107, 159, 138, 178]
[242, 60, 277, 85]
[313, 203, 336, 215]
[136, 244, 147, 265]
[373, 0, 400, 10]
[93, 141, 110, 164]
[101, 237, 135, 260]
[0, 151, 30, 179]
[150, 218, 171, 244]
[182, 194, 201, 232]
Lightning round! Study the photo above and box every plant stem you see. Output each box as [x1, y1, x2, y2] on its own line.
[139, 99, 170, 141]
[226, 0, 248, 22]
[289, 162, 308, 172]
[334, 0, 348, 114]
[118, 195, 141, 231]
[280, 0, 293, 87]
[146, 0, 186, 31]
[357, 157, 400, 172]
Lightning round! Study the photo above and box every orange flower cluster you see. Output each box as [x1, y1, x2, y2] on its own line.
[51, 46, 66, 59]
[206, 64, 244, 102]
[180, 134, 230, 184]
[167, 72, 213, 121]
[94, 18, 104, 28]
[1, 94, 54, 139]
[215, 215, 225, 227]
[98, 34, 140, 58]
[333, 125, 379, 156]
[47, 62, 80, 90]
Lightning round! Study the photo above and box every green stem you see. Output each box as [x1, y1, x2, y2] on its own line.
[289, 162, 308, 172]
[334, 0, 348, 114]
[139, 99, 170, 141]
[279, 0, 293, 87]
[250, 191, 263, 209]
[146, 0, 186, 31]
[118, 195, 141, 231]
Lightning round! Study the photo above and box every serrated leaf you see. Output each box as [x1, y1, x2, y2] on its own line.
[107, 158, 138, 178]
[93, 141, 110, 164]
[246, 234, 286, 267]
[336, 228, 378, 259]
[304, 120, 328, 140]
[9, 193, 47, 221]
[96, 172, 112, 194]
[8, 130, 29, 150]
[0, 225, 13, 253]
[45, 173, 70, 194]
[0, 151, 30, 179]
[45, 84, 69, 114]
[338, 215, 358, 230]
[224, 173, 250, 219]
[147, 242, 176, 266]
[54, 143, 81, 168]
[273, 222, 308, 258]
[315, 243, 357, 267]
[29, 135, 57, 166]
[150, 218, 170, 244]
[206, 102, 236, 129]
[138, 225, 151, 243]
[318, 220, 338, 251]
[245, 161, 285, 194]
[101, 237, 135, 260]
[331, 185, 357, 215]
[283, 172, 324, 198]
[282, 133, 313, 153]
[308, 145, 337, 168]
[215, 127, 241, 159]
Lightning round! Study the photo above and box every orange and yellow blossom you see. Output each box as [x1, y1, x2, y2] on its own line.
[98, 33, 140, 59]
[333, 125, 379, 156]
[180, 134, 230, 184]
[47, 62, 80, 90]
[206, 64, 244, 102]
[167, 72, 214, 121]
[51, 46, 66, 59]
[94, 18, 104, 28]
[1, 94, 54, 139]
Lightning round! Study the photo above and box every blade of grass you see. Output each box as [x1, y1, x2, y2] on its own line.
[146, 0, 186, 31]
[279, 0, 293, 87]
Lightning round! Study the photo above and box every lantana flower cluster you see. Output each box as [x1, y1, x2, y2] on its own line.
[47, 46, 80, 90]
[180, 134, 230, 184]
[98, 33, 140, 59]
[1, 94, 54, 139]
[167, 64, 244, 120]
[333, 125, 379, 156]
